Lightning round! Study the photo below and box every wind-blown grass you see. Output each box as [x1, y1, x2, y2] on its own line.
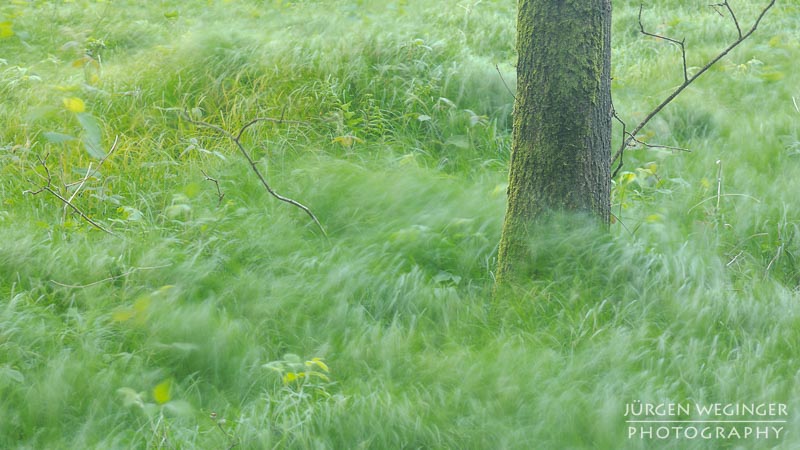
[1, 0, 799, 448]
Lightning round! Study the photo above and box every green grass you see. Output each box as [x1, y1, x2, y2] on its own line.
[1, 0, 799, 448]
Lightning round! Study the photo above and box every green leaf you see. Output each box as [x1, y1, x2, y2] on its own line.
[152, 379, 172, 404]
[0, 365, 24, 383]
[42, 132, 78, 144]
[758, 72, 785, 82]
[0, 22, 14, 39]
[77, 113, 106, 159]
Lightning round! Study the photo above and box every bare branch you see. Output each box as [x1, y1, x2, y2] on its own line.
[612, 0, 776, 174]
[25, 156, 114, 235]
[612, 107, 688, 175]
[639, 4, 688, 82]
[201, 169, 225, 206]
[611, 104, 629, 177]
[710, 2, 742, 38]
[179, 112, 327, 237]
[65, 135, 120, 188]
[627, 137, 690, 153]
[495, 63, 516, 100]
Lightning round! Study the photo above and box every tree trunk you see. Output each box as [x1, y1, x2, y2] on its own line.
[496, 0, 612, 285]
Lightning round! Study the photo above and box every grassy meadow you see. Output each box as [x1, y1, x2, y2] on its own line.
[1, 0, 799, 448]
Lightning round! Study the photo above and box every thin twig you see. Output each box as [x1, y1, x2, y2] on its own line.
[495, 63, 516, 100]
[611, 106, 687, 177]
[201, 169, 225, 206]
[179, 112, 327, 237]
[49, 264, 172, 288]
[24, 155, 114, 235]
[623, 133, 690, 154]
[43, 186, 114, 234]
[686, 192, 761, 214]
[612, 0, 776, 174]
[611, 106, 629, 178]
[710, 2, 742, 38]
[638, 4, 688, 82]
[65, 135, 120, 188]
[627, 138, 689, 153]
[63, 135, 120, 223]
[610, 211, 634, 236]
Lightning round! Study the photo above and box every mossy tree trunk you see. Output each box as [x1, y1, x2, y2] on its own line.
[496, 0, 612, 285]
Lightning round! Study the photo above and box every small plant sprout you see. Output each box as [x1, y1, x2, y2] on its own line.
[263, 354, 332, 396]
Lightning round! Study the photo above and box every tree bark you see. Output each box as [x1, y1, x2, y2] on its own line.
[496, 0, 612, 285]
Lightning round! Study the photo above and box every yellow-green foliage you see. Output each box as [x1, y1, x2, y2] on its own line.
[1, 0, 799, 449]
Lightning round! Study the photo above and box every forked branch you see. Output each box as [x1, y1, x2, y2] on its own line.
[638, 4, 688, 82]
[179, 112, 327, 237]
[24, 154, 115, 235]
[612, 0, 776, 177]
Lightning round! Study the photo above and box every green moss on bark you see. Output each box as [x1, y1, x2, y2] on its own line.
[496, 0, 612, 286]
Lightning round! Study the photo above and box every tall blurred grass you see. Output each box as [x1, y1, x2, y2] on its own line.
[1, 0, 799, 448]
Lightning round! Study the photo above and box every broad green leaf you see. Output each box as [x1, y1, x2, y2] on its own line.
[77, 113, 106, 158]
[42, 132, 77, 144]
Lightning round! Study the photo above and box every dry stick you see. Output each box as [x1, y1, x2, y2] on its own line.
[180, 112, 327, 237]
[24, 156, 115, 235]
[611, 0, 776, 178]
